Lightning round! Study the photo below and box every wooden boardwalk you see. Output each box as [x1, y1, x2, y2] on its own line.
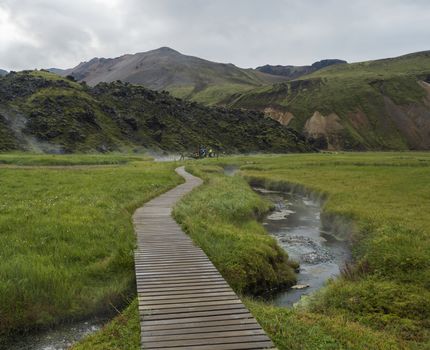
[133, 166, 275, 350]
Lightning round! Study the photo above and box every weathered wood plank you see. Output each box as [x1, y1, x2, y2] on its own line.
[133, 166, 275, 349]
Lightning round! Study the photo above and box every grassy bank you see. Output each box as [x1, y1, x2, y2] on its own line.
[245, 298, 406, 350]
[71, 300, 140, 350]
[173, 164, 297, 294]
[0, 155, 181, 343]
[237, 152, 430, 348]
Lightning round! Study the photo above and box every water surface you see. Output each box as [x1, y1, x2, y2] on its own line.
[6, 318, 106, 350]
[256, 188, 350, 306]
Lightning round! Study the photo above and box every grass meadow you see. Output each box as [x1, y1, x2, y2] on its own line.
[79, 152, 430, 349]
[2, 152, 430, 350]
[0, 155, 181, 344]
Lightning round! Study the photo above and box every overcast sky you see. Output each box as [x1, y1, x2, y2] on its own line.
[0, 0, 429, 71]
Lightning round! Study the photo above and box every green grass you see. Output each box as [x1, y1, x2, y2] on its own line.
[71, 299, 140, 350]
[0, 153, 151, 166]
[0, 156, 181, 342]
[187, 83, 257, 105]
[231, 152, 430, 346]
[78, 152, 430, 349]
[7, 152, 429, 349]
[173, 164, 297, 294]
[245, 298, 409, 350]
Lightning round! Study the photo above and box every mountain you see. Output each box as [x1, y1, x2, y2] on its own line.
[0, 69, 7, 77]
[54, 47, 287, 105]
[47, 67, 66, 75]
[225, 51, 430, 150]
[256, 59, 347, 80]
[0, 70, 311, 153]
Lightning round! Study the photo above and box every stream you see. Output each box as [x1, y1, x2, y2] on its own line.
[223, 165, 350, 306]
[257, 188, 350, 306]
[5, 317, 107, 350]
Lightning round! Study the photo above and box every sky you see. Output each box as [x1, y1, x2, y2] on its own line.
[0, 0, 429, 71]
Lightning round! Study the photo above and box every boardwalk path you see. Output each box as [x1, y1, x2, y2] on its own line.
[133, 166, 275, 349]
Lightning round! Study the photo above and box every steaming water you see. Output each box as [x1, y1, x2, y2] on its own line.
[257, 188, 351, 306]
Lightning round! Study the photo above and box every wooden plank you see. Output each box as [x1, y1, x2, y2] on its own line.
[139, 291, 236, 301]
[142, 308, 251, 321]
[140, 303, 246, 316]
[152, 342, 275, 350]
[133, 166, 275, 350]
[141, 318, 259, 332]
[141, 329, 266, 342]
[142, 335, 271, 348]
[139, 299, 243, 310]
[141, 322, 262, 337]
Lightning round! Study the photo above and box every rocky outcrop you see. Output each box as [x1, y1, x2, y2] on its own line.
[303, 111, 344, 150]
[264, 107, 294, 126]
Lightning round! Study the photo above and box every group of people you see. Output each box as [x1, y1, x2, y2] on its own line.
[179, 145, 220, 160]
[198, 145, 216, 158]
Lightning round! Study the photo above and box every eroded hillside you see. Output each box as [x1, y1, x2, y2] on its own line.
[227, 51, 430, 150]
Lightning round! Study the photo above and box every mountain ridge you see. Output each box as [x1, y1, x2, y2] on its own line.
[49, 47, 287, 105]
[35, 49, 430, 151]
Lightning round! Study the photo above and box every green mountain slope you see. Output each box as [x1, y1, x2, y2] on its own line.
[255, 59, 347, 80]
[226, 51, 430, 150]
[0, 70, 311, 153]
[55, 47, 287, 106]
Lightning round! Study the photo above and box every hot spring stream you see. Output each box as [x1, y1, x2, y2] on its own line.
[256, 187, 351, 306]
[224, 165, 350, 306]
[6, 317, 107, 350]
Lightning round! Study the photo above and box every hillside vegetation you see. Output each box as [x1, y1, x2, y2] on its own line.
[256, 59, 347, 80]
[227, 51, 430, 150]
[0, 70, 311, 153]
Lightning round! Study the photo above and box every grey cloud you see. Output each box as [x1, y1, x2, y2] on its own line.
[0, 0, 429, 71]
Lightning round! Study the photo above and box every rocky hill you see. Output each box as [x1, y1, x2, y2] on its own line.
[0, 70, 311, 153]
[226, 51, 430, 150]
[256, 59, 347, 80]
[0, 69, 7, 77]
[51, 47, 287, 105]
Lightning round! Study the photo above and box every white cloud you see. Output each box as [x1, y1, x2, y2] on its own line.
[0, 0, 429, 70]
